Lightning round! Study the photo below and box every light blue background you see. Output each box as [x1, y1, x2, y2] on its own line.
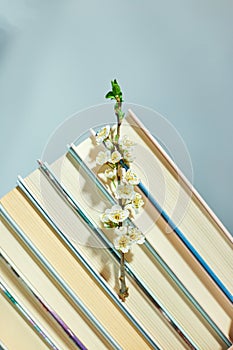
[0, 0, 232, 233]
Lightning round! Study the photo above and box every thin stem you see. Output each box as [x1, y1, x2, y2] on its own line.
[111, 180, 116, 189]
[115, 104, 129, 302]
[119, 252, 129, 302]
[115, 101, 122, 140]
[116, 163, 120, 184]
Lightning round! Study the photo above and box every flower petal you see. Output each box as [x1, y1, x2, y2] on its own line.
[116, 184, 135, 199]
[95, 125, 110, 144]
[114, 234, 131, 253]
[114, 226, 127, 235]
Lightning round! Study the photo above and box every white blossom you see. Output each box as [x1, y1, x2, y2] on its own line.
[110, 150, 122, 164]
[100, 212, 113, 228]
[104, 139, 114, 150]
[96, 150, 110, 165]
[128, 227, 145, 245]
[131, 192, 144, 211]
[119, 135, 136, 150]
[116, 184, 134, 199]
[95, 125, 110, 144]
[100, 212, 110, 223]
[124, 169, 140, 185]
[114, 234, 131, 253]
[114, 226, 127, 236]
[105, 205, 129, 223]
[123, 149, 135, 162]
[104, 168, 116, 180]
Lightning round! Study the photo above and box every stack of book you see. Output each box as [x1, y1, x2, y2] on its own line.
[0, 111, 232, 350]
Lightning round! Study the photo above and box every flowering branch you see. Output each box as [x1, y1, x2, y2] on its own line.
[95, 79, 145, 301]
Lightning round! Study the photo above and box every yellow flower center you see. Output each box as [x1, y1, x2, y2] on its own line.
[129, 233, 137, 240]
[133, 198, 139, 206]
[119, 236, 129, 247]
[99, 128, 107, 137]
[112, 154, 118, 161]
[113, 213, 121, 221]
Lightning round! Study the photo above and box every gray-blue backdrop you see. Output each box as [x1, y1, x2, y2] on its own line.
[0, 0, 232, 233]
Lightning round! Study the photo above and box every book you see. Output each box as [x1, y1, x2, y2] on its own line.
[0, 110, 232, 349]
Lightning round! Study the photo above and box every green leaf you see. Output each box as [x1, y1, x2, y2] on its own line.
[106, 79, 123, 102]
[105, 91, 114, 99]
[111, 79, 118, 87]
[112, 81, 121, 96]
